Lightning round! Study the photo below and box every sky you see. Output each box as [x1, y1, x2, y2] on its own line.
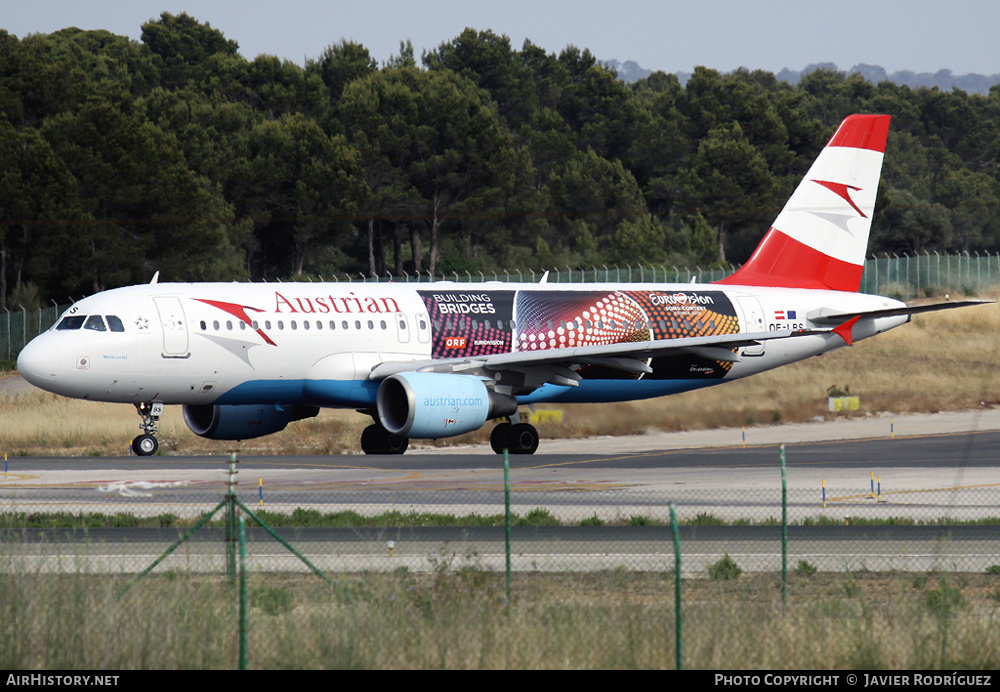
[5, 1, 1000, 77]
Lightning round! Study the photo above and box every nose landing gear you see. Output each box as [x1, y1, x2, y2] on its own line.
[132, 402, 163, 456]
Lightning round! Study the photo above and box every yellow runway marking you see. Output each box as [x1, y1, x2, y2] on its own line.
[0, 473, 39, 484]
[828, 482, 1000, 503]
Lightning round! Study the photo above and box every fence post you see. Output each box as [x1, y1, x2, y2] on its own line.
[669, 502, 682, 670]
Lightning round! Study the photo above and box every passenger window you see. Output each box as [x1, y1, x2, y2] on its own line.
[106, 316, 125, 332]
[316, 321, 322, 330]
[56, 316, 85, 330]
[380, 320, 386, 330]
[199, 320, 207, 331]
[213, 320, 220, 330]
[226, 320, 233, 330]
[291, 321, 297, 330]
[367, 320, 374, 330]
[84, 315, 107, 332]
[355, 320, 362, 330]
[342, 321, 348, 330]
[265, 321, 272, 330]
[251, 321, 259, 330]
[303, 321, 309, 330]
[329, 321, 336, 330]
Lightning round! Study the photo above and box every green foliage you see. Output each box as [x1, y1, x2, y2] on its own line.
[516, 508, 559, 526]
[627, 515, 654, 526]
[707, 553, 742, 580]
[4, 18, 1000, 303]
[794, 560, 818, 577]
[687, 512, 725, 526]
[925, 580, 966, 617]
[250, 585, 294, 616]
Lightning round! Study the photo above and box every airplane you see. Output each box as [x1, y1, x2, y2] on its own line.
[16, 114, 988, 456]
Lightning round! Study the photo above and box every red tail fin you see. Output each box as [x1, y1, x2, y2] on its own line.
[716, 114, 891, 292]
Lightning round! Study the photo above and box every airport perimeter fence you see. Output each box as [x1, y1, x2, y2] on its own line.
[5, 453, 1000, 669]
[1, 253, 997, 360]
[2, 456, 998, 579]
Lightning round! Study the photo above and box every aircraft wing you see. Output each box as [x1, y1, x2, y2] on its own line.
[368, 329, 818, 389]
[808, 299, 993, 324]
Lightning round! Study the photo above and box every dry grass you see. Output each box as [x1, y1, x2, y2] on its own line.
[1, 300, 997, 456]
[3, 566, 1000, 669]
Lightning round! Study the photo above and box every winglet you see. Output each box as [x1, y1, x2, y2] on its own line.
[150, 271, 160, 285]
[832, 316, 861, 346]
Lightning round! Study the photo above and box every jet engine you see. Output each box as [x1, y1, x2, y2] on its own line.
[376, 372, 516, 439]
[183, 403, 319, 440]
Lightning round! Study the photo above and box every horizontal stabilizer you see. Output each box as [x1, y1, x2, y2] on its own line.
[808, 299, 993, 324]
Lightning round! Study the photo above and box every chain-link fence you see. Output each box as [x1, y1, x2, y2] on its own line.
[3, 452, 999, 669]
[3, 458, 997, 577]
[0, 303, 68, 362]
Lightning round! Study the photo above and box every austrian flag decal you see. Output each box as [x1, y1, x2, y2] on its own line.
[774, 310, 797, 320]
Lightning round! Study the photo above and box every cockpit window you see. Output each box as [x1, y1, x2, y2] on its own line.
[56, 316, 86, 330]
[106, 315, 125, 332]
[84, 315, 107, 331]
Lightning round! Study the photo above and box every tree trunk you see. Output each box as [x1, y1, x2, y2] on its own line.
[717, 220, 727, 264]
[393, 226, 404, 277]
[367, 218, 376, 278]
[410, 226, 423, 275]
[375, 222, 386, 277]
[429, 194, 442, 280]
[0, 244, 7, 309]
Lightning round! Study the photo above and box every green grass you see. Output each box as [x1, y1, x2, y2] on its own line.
[4, 560, 1000, 669]
[5, 509, 1000, 529]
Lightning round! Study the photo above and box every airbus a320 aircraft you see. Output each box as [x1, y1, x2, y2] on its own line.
[16, 114, 986, 455]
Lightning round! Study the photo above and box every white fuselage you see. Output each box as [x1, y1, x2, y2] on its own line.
[17, 281, 908, 409]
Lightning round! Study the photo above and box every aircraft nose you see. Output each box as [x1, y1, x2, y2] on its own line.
[17, 337, 59, 387]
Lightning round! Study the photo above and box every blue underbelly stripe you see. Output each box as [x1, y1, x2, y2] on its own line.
[211, 378, 721, 408]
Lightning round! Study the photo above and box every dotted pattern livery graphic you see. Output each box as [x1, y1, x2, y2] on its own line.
[418, 289, 743, 381]
[622, 291, 739, 340]
[623, 290, 740, 379]
[513, 291, 651, 353]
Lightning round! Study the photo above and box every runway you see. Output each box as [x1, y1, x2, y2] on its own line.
[2, 421, 999, 574]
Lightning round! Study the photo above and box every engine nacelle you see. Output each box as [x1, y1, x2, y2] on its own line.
[377, 372, 516, 439]
[183, 403, 319, 440]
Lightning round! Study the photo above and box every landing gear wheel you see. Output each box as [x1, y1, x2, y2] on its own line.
[132, 434, 159, 456]
[133, 402, 162, 457]
[490, 422, 511, 454]
[510, 423, 539, 455]
[361, 424, 408, 455]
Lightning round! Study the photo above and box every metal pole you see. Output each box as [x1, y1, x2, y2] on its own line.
[670, 502, 682, 670]
[239, 515, 247, 670]
[781, 444, 788, 613]
[504, 447, 512, 602]
[227, 452, 238, 582]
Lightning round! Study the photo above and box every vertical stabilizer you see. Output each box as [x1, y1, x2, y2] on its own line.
[717, 114, 891, 292]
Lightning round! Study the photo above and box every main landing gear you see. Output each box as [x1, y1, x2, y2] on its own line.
[132, 402, 162, 456]
[360, 423, 409, 455]
[490, 420, 539, 455]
